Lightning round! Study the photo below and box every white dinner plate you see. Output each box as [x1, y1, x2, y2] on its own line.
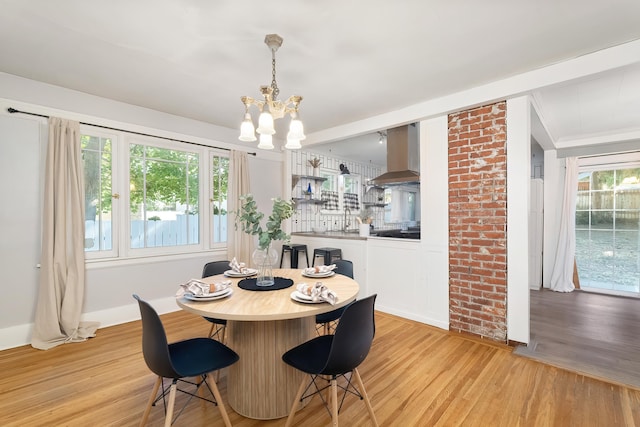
[183, 288, 233, 301]
[302, 271, 335, 278]
[290, 291, 324, 304]
[224, 268, 258, 277]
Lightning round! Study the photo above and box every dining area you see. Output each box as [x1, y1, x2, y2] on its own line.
[178, 265, 360, 418]
[133, 257, 377, 426]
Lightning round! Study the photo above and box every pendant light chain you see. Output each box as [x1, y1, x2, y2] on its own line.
[271, 50, 280, 100]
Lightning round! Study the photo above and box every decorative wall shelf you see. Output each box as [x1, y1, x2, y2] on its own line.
[291, 174, 327, 190]
[292, 197, 326, 205]
[363, 202, 387, 208]
[364, 184, 385, 193]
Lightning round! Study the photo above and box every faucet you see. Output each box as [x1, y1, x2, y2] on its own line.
[343, 207, 351, 231]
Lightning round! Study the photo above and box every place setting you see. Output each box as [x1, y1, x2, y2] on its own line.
[290, 282, 338, 305]
[176, 278, 233, 302]
[301, 264, 337, 278]
[224, 257, 258, 278]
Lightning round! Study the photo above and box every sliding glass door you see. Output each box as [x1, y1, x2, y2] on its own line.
[575, 166, 640, 295]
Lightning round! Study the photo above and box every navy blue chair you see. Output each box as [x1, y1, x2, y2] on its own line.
[316, 259, 354, 335]
[282, 294, 378, 427]
[201, 261, 229, 342]
[134, 294, 239, 427]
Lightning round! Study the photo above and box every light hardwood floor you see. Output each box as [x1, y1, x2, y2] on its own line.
[515, 288, 640, 389]
[2, 309, 640, 426]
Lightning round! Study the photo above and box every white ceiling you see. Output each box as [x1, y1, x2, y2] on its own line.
[1, 1, 640, 165]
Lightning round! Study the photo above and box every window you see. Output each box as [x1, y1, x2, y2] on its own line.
[129, 143, 199, 249]
[576, 165, 640, 294]
[81, 128, 229, 260]
[211, 154, 229, 245]
[319, 169, 362, 214]
[82, 133, 115, 256]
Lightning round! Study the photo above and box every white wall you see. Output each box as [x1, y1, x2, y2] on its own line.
[506, 96, 532, 344]
[0, 75, 283, 350]
[0, 115, 44, 332]
[418, 116, 450, 329]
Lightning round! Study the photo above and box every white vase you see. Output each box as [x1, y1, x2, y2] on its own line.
[313, 167, 319, 177]
[252, 244, 279, 286]
[359, 223, 370, 237]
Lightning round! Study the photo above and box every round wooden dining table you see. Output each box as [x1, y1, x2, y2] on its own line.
[175, 268, 360, 420]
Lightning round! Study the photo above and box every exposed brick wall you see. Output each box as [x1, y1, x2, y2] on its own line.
[448, 102, 507, 341]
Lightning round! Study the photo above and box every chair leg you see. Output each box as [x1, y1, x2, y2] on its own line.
[206, 372, 232, 427]
[285, 376, 308, 427]
[164, 380, 178, 427]
[208, 322, 216, 338]
[353, 368, 378, 427]
[331, 378, 339, 427]
[140, 376, 162, 427]
[220, 325, 226, 345]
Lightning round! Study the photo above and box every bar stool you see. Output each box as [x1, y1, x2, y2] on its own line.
[312, 247, 342, 266]
[280, 244, 309, 268]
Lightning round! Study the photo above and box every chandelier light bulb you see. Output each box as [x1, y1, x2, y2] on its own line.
[285, 132, 302, 149]
[288, 116, 306, 141]
[257, 133, 274, 150]
[256, 111, 276, 135]
[239, 113, 257, 141]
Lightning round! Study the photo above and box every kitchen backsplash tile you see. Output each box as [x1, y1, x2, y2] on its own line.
[290, 150, 384, 232]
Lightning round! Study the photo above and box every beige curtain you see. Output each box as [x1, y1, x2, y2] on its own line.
[227, 150, 253, 264]
[31, 118, 99, 350]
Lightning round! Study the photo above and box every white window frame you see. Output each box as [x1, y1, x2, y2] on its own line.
[83, 127, 120, 260]
[319, 169, 362, 215]
[209, 150, 230, 250]
[81, 126, 230, 262]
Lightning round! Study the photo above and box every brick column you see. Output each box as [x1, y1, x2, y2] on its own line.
[448, 102, 507, 341]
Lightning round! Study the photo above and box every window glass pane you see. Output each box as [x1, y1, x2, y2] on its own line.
[129, 144, 199, 249]
[320, 171, 337, 192]
[591, 170, 614, 191]
[591, 190, 614, 210]
[82, 135, 112, 252]
[211, 155, 229, 244]
[590, 211, 613, 229]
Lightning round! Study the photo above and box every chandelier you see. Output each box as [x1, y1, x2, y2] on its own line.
[239, 34, 305, 150]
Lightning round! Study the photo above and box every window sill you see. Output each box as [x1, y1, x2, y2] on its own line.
[84, 247, 227, 270]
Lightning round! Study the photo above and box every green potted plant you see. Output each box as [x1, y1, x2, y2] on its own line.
[235, 194, 295, 286]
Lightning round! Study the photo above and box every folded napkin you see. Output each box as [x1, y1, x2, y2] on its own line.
[303, 264, 336, 275]
[229, 257, 248, 273]
[176, 278, 231, 297]
[296, 282, 338, 305]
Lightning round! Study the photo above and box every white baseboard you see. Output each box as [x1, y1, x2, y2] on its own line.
[376, 304, 449, 331]
[0, 296, 179, 351]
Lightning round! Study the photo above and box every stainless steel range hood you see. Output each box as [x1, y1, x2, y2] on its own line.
[370, 125, 420, 186]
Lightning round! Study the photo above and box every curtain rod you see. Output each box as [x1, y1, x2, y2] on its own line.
[7, 107, 256, 156]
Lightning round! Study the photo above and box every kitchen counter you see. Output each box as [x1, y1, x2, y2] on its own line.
[291, 228, 420, 240]
[291, 231, 367, 240]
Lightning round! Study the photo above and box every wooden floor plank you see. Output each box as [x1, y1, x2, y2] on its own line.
[514, 289, 640, 389]
[1, 309, 640, 426]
